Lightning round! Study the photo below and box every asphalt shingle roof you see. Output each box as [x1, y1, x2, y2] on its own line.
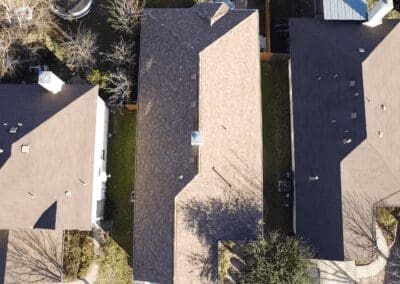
[134, 3, 263, 283]
[290, 18, 400, 261]
[0, 85, 99, 230]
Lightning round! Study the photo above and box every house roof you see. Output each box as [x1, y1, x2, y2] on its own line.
[0, 84, 99, 230]
[323, 0, 368, 20]
[134, 3, 263, 283]
[290, 18, 400, 261]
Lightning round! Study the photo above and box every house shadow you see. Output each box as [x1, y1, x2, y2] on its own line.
[34, 202, 57, 230]
[0, 84, 95, 170]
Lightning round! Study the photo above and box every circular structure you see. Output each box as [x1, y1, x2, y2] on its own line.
[50, 0, 93, 20]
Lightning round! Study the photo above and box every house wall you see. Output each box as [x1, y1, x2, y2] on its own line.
[91, 96, 109, 224]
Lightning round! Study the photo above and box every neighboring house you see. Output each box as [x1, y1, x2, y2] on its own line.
[289, 18, 400, 263]
[134, 3, 263, 284]
[0, 84, 108, 283]
[316, 0, 393, 27]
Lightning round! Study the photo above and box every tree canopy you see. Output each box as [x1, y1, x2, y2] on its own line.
[240, 232, 313, 284]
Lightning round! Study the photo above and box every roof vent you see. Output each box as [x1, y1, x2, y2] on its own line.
[9, 127, 17, 133]
[0, 148, 3, 154]
[354, 92, 359, 97]
[332, 74, 339, 79]
[316, 76, 322, 81]
[351, 112, 357, 119]
[65, 191, 72, 197]
[378, 131, 384, 138]
[309, 176, 319, 182]
[349, 80, 356, 87]
[343, 138, 352, 144]
[191, 131, 204, 146]
[358, 48, 366, 53]
[381, 104, 387, 111]
[21, 145, 30, 153]
[27, 192, 35, 199]
[3, 122, 8, 126]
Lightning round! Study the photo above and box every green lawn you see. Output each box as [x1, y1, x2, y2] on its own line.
[261, 59, 292, 234]
[105, 111, 136, 260]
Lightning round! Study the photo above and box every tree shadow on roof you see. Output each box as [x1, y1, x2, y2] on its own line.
[6, 230, 63, 284]
[180, 190, 262, 281]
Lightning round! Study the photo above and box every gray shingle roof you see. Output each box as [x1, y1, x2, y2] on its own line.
[134, 3, 263, 283]
[323, 0, 368, 20]
[0, 85, 99, 230]
[289, 18, 400, 261]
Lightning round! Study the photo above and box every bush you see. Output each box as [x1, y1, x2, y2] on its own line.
[376, 207, 399, 245]
[98, 234, 132, 284]
[86, 69, 111, 89]
[63, 231, 94, 281]
[239, 232, 313, 284]
[45, 35, 64, 61]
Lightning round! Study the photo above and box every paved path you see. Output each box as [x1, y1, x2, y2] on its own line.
[312, 224, 391, 283]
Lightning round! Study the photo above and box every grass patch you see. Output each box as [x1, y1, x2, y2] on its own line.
[105, 111, 136, 260]
[261, 59, 292, 233]
[97, 234, 133, 284]
[63, 231, 94, 281]
[145, 0, 195, 8]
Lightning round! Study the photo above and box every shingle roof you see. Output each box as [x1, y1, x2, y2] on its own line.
[134, 3, 263, 283]
[0, 85, 99, 230]
[323, 0, 368, 20]
[289, 18, 400, 261]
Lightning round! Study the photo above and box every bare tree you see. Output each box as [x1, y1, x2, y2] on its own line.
[0, 0, 53, 41]
[105, 38, 135, 67]
[105, 70, 133, 107]
[107, 0, 144, 34]
[0, 31, 19, 77]
[61, 26, 98, 72]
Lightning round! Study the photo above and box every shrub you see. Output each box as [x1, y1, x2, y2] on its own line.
[376, 207, 399, 245]
[239, 232, 313, 284]
[63, 231, 94, 281]
[45, 35, 64, 61]
[86, 69, 111, 89]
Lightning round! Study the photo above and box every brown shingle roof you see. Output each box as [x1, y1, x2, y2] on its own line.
[0, 84, 99, 230]
[134, 3, 263, 283]
[290, 18, 400, 261]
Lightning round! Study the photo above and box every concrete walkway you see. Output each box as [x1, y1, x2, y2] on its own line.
[311, 224, 391, 283]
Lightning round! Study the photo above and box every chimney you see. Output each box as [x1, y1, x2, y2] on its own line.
[364, 0, 394, 28]
[38, 71, 65, 94]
